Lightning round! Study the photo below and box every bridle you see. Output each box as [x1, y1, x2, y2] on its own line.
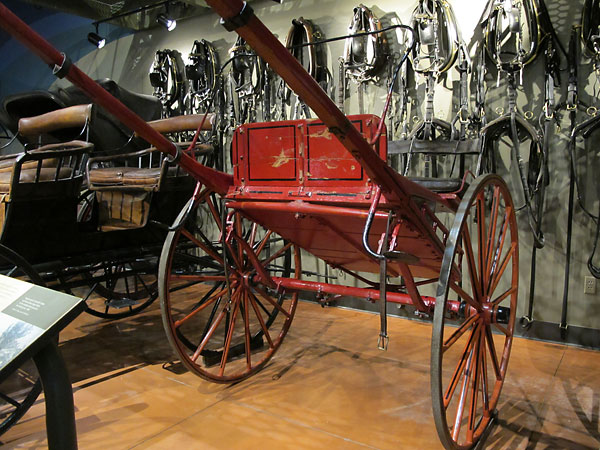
[478, 0, 563, 249]
[484, 0, 540, 80]
[408, 0, 461, 142]
[410, 0, 459, 75]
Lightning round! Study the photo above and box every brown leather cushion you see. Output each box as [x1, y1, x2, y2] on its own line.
[89, 167, 162, 187]
[0, 167, 73, 193]
[0, 157, 58, 173]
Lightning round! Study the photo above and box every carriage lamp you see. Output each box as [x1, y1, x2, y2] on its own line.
[87, 31, 106, 49]
[157, 13, 176, 31]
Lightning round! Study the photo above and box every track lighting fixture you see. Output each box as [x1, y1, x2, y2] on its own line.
[157, 12, 176, 31]
[88, 31, 106, 48]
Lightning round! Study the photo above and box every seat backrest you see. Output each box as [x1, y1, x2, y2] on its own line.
[18, 104, 93, 140]
[389, 133, 483, 181]
[144, 113, 215, 135]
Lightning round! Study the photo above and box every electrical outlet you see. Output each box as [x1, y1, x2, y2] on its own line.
[584, 276, 596, 295]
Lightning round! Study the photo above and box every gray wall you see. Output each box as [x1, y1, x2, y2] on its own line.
[48, 0, 600, 331]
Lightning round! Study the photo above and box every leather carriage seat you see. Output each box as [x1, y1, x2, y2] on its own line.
[2, 79, 161, 154]
[0, 106, 93, 235]
[0, 105, 94, 193]
[88, 113, 215, 191]
[408, 176, 464, 193]
[0, 157, 58, 173]
[0, 167, 74, 193]
[87, 113, 214, 231]
[88, 166, 169, 189]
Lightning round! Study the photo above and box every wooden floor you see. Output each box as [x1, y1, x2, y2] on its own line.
[2, 300, 600, 449]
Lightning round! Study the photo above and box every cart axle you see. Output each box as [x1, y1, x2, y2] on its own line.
[273, 277, 461, 314]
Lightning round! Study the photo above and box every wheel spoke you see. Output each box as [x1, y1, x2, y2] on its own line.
[191, 300, 228, 363]
[443, 313, 479, 352]
[467, 326, 483, 443]
[174, 287, 227, 329]
[451, 337, 476, 442]
[225, 239, 244, 270]
[199, 296, 223, 346]
[260, 242, 294, 267]
[484, 186, 501, 278]
[489, 242, 517, 295]
[124, 269, 132, 297]
[480, 331, 490, 414]
[254, 230, 274, 257]
[461, 224, 482, 300]
[181, 228, 224, 267]
[486, 207, 512, 294]
[132, 270, 152, 296]
[0, 393, 21, 408]
[219, 291, 241, 376]
[449, 282, 480, 312]
[485, 325, 502, 379]
[248, 291, 274, 348]
[243, 291, 252, 370]
[235, 218, 244, 270]
[476, 193, 487, 292]
[493, 322, 509, 336]
[490, 286, 517, 307]
[252, 285, 291, 319]
[444, 323, 479, 409]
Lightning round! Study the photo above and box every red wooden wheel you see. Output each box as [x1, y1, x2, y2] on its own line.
[431, 174, 518, 449]
[159, 192, 301, 383]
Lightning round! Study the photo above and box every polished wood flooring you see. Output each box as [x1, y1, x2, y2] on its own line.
[2, 300, 600, 449]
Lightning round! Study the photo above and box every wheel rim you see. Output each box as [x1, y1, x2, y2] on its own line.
[0, 245, 43, 435]
[84, 259, 159, 319]
[432, 174, 518, 449]
[160, 193, 300, 383]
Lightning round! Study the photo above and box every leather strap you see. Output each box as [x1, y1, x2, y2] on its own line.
[52, 53, 72, 79]
[220, 2, 254, 32]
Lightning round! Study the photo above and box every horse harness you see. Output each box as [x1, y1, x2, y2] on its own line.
[185, 39, 220, 115]
[149, 49, 186, 118]
[280, 17, 327, 119]
[228, 36, 264, 125]
[341, 5, 387, 113]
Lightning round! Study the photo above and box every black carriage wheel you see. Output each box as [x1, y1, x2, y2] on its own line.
[159, 193, 300, 383]
[84, 259, 159, 320]
[0, 245, 44, 436]
[431, 174, 518, 449]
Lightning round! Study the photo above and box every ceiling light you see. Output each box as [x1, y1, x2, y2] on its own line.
[88, 32, 106, 49]
[157, 13, 176, 31]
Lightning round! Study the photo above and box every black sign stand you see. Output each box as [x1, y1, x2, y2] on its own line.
[0, 275, 85, 449]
